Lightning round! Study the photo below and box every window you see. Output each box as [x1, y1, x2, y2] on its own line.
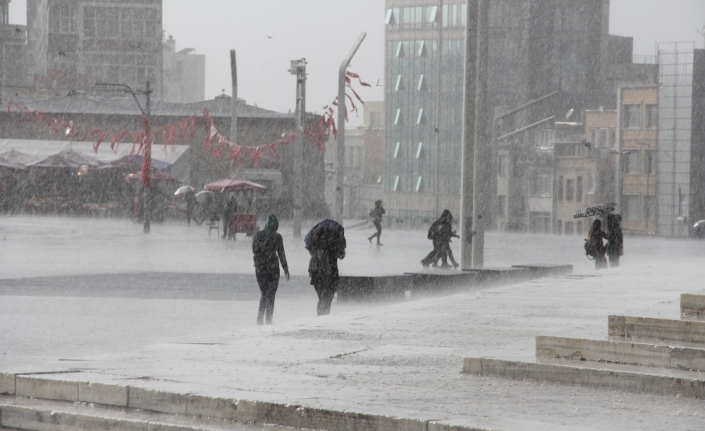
[416, 108, 425, 125]
[558, 176, 564, 201]
[415, 142, 423, 159]
[586, 172, 595, 194]
[565, 179, 574, 201]
[609, 128, 616, 148]
[646, 150, 656, 174]
[576, 176, 583, 202]
[417, 74, 426, 91]
[394, 75, 404, 91]
[530, 173, 551, 197]
[395, 42, 405, 57]
[498, 155, 508, 177]
[576, 221, 583, 235]
[645, 195, 655, 222]
[624, 195, 639, 221]
[393, 175, 400, 192]
[645, 104, 658, 129]
[394, 109, 402, 125]
[369, 112, 382, 129]
[426, 6, 438, 28]
[590, 129, 596, 147]
[415, 176, 423, 192]
[556, 220, 563, 235]
[624, 151, 640, 174]
[417, 41, 427, 57]
[622, 104, 641, 129]
[393, 142, 401, 158]
[597, 129, 608, 148]
[497, 196, 506, 217]
[385, 8, 399, 28]
[50, 3, 76, 34]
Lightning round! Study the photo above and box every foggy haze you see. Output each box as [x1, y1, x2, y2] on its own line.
[8, 0, 705, 121]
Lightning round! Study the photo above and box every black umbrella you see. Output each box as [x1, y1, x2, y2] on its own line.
[573, 203, 617, 219]
[305, 219, 346, 252]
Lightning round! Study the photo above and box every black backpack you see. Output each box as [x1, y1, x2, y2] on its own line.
[584, 238, 596, 260]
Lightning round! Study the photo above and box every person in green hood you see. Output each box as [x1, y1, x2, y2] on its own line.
[252, 214, 289, 325]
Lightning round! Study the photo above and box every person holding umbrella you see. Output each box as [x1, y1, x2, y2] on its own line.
[606, 214, 623, 267]
[306, 219, 346, 316]
[586, 219, 608, 270]
[252, 214, 289, 325]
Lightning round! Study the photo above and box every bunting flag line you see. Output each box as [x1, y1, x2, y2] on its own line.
[6, 102, 197, 153]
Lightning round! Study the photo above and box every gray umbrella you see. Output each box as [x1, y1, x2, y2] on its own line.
[573, 203, 617, 218]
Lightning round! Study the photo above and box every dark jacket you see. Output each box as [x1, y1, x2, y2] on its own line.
[305, 219, 346, 285]
[370, 205, 385, 224]
[606, 215, 623, 257]
[252, 215, 288, 275]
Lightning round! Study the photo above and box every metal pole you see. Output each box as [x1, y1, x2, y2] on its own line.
[471, 0, 489, 268]
[143, 79, 151, 234]
[336, 32, 367, 222]
[460, 0, 477, 270]
[615, 87, 623, 215]
[230, 49, 239, 176]
[434, 0, 443, 216]
[292, 59, 306, 238]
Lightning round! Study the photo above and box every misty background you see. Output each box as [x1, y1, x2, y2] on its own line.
[8, 0, 705, 124]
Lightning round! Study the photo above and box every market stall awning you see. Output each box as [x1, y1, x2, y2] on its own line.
[0, 149, 39, 165]
[27, 149, 103, 168]
[0, 157, 27, 170]
[204, 178, 267, 193]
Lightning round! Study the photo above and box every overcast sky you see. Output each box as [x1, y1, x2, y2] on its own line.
[9, 1, 705, 124]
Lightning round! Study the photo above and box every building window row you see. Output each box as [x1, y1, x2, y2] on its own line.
[391, 175, 426, 193]
[557, 174, 593, 202]
[622, 103, 658, 130]
[385, 4, 466, 31]
[393, 142, 425, 159]
[50, 3, 77, 34]
[556, 220, 584, 236]
[623, 148, 656, 175]
[589, 128, 616, 149]
[623, 194, 655, 222]
[84, 6, 159, 40]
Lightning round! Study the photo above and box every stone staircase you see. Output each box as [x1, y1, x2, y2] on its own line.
[464, 293, 705, 398]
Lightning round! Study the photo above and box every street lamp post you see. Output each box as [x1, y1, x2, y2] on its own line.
[289, 59, 307, 238]
[97, 80, 152, 234]
[335, 33, 367, 223]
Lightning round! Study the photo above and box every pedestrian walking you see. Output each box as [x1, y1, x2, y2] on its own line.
[306, 219, 346, 316]
[586, 219, 608, 270]
[185, 191, 197, 226]
[421, 209, 458, 268]
[223, 195, 237, 240]
[367, 200, 385, 246]
[252, 214, 289, 325]
[434, 212, 459, 268]
[606, 214, 623, 268]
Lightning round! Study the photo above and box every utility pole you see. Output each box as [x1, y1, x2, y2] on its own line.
[230, 50, 239, 176]
[335, 33, 367, 222]
[434, 0, 443, 215]
[143, 79, 152, 234]
[96, 80, 152, 234]
[289, 59, 307, 238]
[460, 0, 477, 270]
[471, 0, 489, 268]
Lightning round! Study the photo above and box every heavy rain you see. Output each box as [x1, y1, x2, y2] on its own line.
[1, 1, 705, 431]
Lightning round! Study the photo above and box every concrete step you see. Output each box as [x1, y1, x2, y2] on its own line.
[608, 315, 705, 344]
[463, 356, 705, 399]
[0, 396, 284, 431]
[681, 293, 705, 316]
[0, 373, 610, 431]
[511, 264, 573, 277]
[536, 335, 705, 371]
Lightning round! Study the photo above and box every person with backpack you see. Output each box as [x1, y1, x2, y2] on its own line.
[305, 219, 346, 316]
[252, 214, 289, 325]
[367, 200, 385, 246]
[421, 209, 457, 268]
[585, 219, 608, 270]
[606, 214, 624, 267]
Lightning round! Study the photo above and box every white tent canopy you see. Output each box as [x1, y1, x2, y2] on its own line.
[0, 139, 189, 167]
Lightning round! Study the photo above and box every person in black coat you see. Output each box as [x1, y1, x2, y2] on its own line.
[421, 209, 458, 268]
[587, 219, 608, 270]
[606, 214, 623, 267]
[222, 196, 237, 240]
[252, 214, 289, 325]
[306, 220, 346, 316]
[185, 191, 197, 226]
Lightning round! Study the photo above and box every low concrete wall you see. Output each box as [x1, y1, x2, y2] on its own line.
[536, 336, 705, 371]
[609, 315, 705, 343]
[463, 357, 705, 399]
[338, 275, 409, 303]
[681, 294, 705, 315]
[511, 264, 573, 278]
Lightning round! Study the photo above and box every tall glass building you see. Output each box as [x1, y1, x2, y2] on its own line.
[656, 42, 705, 237]
[383, 0, 640, 222]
